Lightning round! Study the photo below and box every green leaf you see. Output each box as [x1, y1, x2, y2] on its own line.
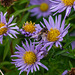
[54, 49, 67, 57]
[63, 40, 72, 48]
[19, 12, 30, 28]
[12, 38, 20, 50]
[63, 36, 75, 49]
[69, 61, 73, 68]
[5, 69, 25, 75]
[3, 39, 10, 61]
[63, 34, 71, 48]
[62, 53, 75, 59]
[69, 36, 75, 41]
[67, 12, 75, 21]
[19, 0, 29, 5]
[11, 5, 39, 17]
[0, 61, 11, 68]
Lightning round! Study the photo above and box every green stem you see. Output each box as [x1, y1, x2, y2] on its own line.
[10, 41, 14, 55]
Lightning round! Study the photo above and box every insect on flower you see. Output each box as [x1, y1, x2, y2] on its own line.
[32, 15, 70, 51]
[31, 27, 48, 41]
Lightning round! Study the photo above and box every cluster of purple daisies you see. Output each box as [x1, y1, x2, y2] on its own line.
[0, 0, 75, 75]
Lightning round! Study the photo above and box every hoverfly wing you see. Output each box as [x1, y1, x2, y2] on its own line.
[30, 34, 38, 38]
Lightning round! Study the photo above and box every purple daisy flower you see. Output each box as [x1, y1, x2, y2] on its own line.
[19, 21, 36, 37]
[0, 12, 19, 44]
[11, 39, 48, 75]
[62, 70, 68, 75]
[50, 0, 75, 16]
[33, 41, 48, 56]
[33, 15, 70, 51]
[70, 31, 75, 49]
[29, 0, 52, 19]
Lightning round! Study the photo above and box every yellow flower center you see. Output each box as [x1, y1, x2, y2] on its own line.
[62, 0, 74, 6]
[23, 21, 36, 33]
[23, 51, 36, 65]
[47, 28, 60, 42]
[0, 23, 7, 35]
[40, 3, 49, 12]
